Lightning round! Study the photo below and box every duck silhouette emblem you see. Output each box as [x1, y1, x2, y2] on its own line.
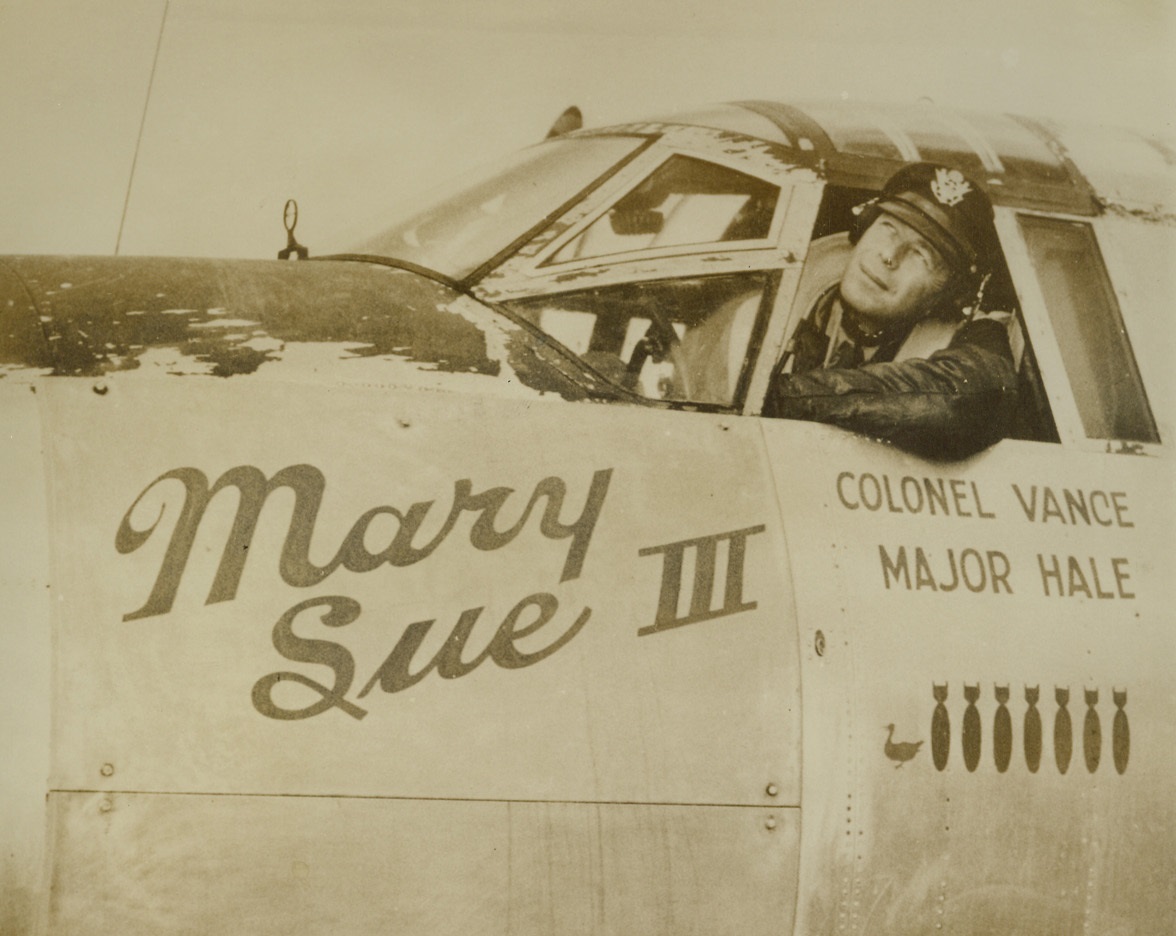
[884, 724, 924, 768]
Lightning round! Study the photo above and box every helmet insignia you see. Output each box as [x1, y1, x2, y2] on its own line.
[931, 167, 972, 206]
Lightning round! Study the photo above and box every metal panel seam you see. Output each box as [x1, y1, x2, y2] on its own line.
[50, 789, 803, 809]
[752, 415, 805, 936]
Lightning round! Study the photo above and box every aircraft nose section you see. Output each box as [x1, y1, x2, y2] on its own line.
[0, 255, 508, 381]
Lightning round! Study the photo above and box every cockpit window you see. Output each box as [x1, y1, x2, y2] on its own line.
[543, 155, 780, 265]
[355, 136, 647, 280]
[503, 271, 772, 407]
[1018, 215, 1160, 443]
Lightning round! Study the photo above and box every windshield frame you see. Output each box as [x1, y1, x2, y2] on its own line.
[458, 133, 658, 288]
[321, 125, 813, 412]
[345, 133, 658, 289]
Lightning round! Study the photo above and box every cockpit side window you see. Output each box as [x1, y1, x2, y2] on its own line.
[1017, 215, 1160, 444]
[503, 271, 774, 407]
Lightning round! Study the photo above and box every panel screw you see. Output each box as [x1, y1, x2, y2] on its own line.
[766, 783, 779, 797]
[815, 630, 826, 657]
[99, 798, 113, 813]
[765, 817, 777, 831]
[100, 763, 114, 777]
[92, 382, 108, 396]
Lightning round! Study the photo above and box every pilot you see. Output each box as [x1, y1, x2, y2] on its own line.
[763, 162, 1017, 459]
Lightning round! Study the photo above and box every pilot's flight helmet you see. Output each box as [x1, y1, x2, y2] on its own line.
[854, 162, 997, 279]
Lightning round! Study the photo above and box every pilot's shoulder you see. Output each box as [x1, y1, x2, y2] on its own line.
[895, 310, 1015, 363]
[969, 309, 1013, 326]
[958, 309, 1022, 364]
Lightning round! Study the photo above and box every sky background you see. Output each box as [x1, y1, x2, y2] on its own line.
[1, 0, 1172, 259]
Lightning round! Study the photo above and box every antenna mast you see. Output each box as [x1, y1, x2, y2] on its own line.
[115, 0, 170, 255]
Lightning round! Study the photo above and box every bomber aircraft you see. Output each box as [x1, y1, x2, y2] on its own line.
[1, 99, 1173, 934]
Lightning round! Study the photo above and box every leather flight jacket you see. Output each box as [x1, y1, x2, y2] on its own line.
[763, 287, 1018, 460]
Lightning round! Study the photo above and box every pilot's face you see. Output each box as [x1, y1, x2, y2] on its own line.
[840, 212, 953, 325]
